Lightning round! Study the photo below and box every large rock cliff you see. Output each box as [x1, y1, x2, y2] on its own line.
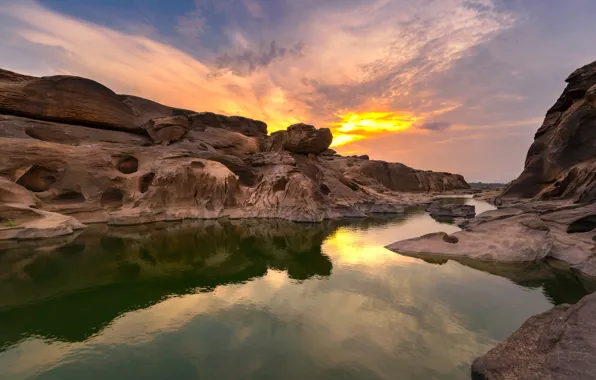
[0, 68, 469, 239]
[499, 61, 596, 204]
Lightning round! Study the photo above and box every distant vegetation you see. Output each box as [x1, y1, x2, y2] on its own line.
[468, 182, 506, 189]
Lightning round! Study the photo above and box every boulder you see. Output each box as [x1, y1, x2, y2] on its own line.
[187, 112, 267, 137]
[263, 130, 287, 152]
[282, 123, 333, 155]
[0, 68, 138, 132]
[471, 291, 596, 380]
[143, 115, 189, 145]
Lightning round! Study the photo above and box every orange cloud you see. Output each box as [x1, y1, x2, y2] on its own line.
[0, 0, 516, 170]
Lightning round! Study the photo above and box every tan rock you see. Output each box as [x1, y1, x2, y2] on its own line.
[282, 123, 333, 155]
[143, 115, 189, 145]
[0, 67, 471, 238]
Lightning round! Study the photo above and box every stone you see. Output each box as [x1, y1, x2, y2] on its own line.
[387, 202, 596, 276]
[0, 178, 86, 240]
[0, 68, 138, 132]
[426, 203, 476, 219]
[472, 291, 596, 380]
[186, 112, 267, 137]
[282, 123, 333, 155]
[0, 66, 471, 239]
[498, 60, 596, 203]
[340, 159, 470, 192]
[246, 151, 296, 167]
[143, 115, 189, 145]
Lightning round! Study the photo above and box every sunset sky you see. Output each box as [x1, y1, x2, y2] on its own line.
[1, 0, 595, 182]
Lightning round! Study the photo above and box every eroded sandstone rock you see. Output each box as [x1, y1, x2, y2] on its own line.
[0, 69, 138, 132]
[0, 67, 470, 238]
[426, 203, 476, 219]
[143, 115, 189, 145]
[282, 123, 333, 155]
[499, 60, 596, 204]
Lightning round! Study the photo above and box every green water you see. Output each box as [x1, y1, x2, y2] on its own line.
[0, 199, 593, 380]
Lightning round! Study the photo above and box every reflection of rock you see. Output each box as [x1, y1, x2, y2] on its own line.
[0, 218, 349, 347]
[472, 291, 596, 380]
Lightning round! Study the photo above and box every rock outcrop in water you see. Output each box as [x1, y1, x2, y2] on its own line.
[386, 60, 596, 380]
[0, 68, 470, 240]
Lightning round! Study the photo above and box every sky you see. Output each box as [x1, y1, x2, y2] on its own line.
[0, 0, 595, 182]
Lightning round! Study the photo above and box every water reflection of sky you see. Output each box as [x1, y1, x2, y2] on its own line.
[0, 199, 591, 380]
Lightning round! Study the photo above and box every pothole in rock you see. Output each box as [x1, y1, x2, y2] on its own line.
[273, 177, 288, 192]
[191, 161, 205, 169]
[139, 173, 155, 194]
[16, 165, 57, 192]
[53, 191, 85, 204]
[567, 215, 596, 233]
[101, 188, 124, 208]
[320, 183, 331, 195]
[113, 155, 139, 174]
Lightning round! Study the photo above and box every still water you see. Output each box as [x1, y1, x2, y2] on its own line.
[0, 199, 593, 380]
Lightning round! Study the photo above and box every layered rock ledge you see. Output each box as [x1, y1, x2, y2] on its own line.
[0, 68, 470, 239]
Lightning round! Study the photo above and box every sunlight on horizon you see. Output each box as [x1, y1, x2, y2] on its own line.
[330, 111, 422, 147]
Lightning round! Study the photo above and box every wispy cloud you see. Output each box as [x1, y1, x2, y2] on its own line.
[8, 0, 587, 182]
[214, 40, 304, 76]
[176, 11, 206, 39]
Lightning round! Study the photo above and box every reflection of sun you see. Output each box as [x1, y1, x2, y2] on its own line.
[322, 227, 418, 267]
[330, 111, 422, 148]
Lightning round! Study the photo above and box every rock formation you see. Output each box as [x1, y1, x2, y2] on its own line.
[0, 68, 470, 239]
[386, 60, 596, 379]
[498, 61, 596, 204]
[426, 202, 476, 220]
[387, 61, 596, 276]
